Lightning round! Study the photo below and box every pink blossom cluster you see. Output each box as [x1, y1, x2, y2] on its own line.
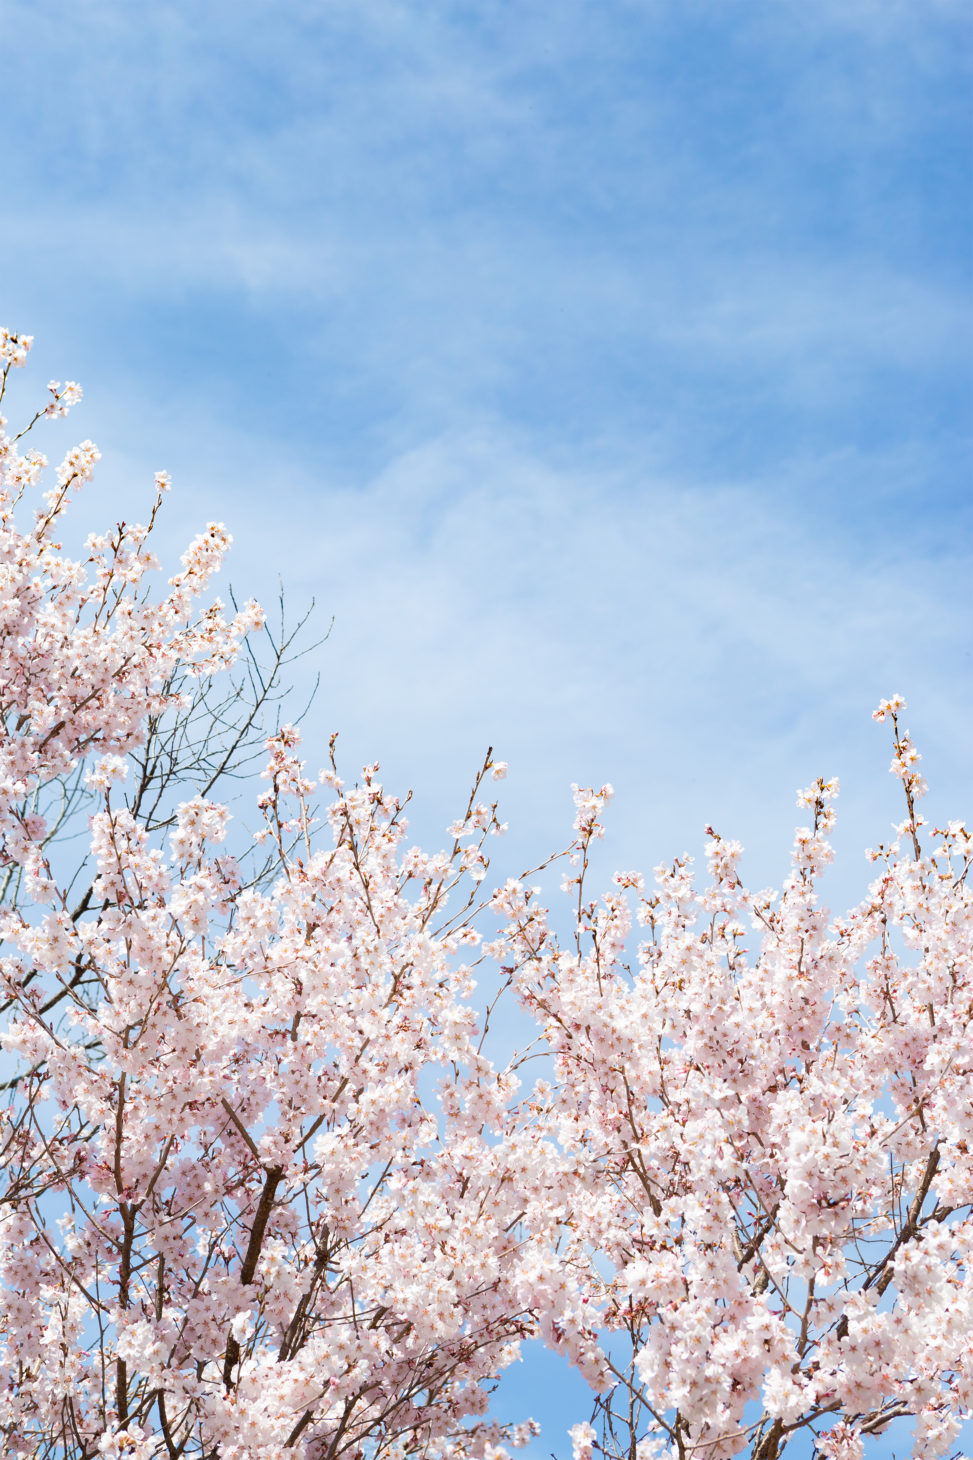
[0, 740, 546, 1458]
[498, 751, 971, 1457]
[0, 334, 969, 1460]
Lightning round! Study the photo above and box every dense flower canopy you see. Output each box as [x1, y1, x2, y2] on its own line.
[0, 332, 969, 1459]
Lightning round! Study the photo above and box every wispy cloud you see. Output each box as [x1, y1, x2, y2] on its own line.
[6, 0, 970, 450]
[56, 404, 963, 915]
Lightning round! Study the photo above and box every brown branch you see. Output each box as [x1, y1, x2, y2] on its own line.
[222, 1165, 284, 1389]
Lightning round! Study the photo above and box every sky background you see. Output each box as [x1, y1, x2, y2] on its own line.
[3, 0, 972, 1452]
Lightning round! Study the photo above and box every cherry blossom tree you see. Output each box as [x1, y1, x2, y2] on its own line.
[0, 331, 545, 1459]
[498, 708, 972, 1459]
[0, 329, 970, 1460]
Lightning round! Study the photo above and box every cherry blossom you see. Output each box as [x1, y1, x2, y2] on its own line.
[0, 334, 543, 1458]
[502, 713, 971, 1459]
[1, 332, 969, 1460]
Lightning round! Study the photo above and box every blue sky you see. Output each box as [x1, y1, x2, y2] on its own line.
[3, 0, 972, 1451]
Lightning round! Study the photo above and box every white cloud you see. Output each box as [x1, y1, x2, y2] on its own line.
[59, 404, 966, 907]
